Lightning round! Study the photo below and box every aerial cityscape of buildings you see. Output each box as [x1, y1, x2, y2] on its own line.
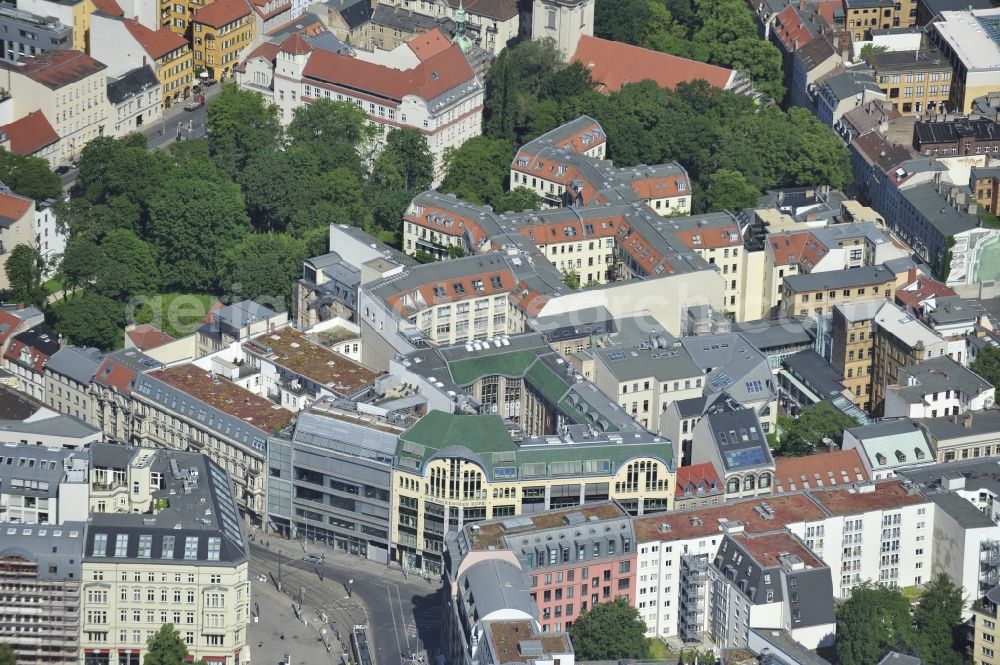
[1, 0, 1000, 664]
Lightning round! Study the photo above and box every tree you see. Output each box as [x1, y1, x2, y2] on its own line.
[0, 149, 62, 202]
[569, 598, 648, 660]
[59, 237, 105, 293]
[859, 43, 889, 63]
[52, 293, 123, 351]
[562, 268, 581, 289]
[144, 624, 191, 665]
[971, 345, 1000, 399]
[774, 402, 857, 457]
[4, 244, 46, 306]
[146, 154, 250, 292]
[206, 84, 282, 180]
[439, 137, 516, 206]
[0, 643, 13, 665]
[287, 167, 372, 236]
[912, 573, 966, 665]
[372, 128, 434, 192]
[288, 99, 377, 174]
[493, 187, 542, 213]
[705, 169, 759, 212]
[218, 233, 307, 310]
[836, 583, 913, 665]
[93, 229, 160, 299]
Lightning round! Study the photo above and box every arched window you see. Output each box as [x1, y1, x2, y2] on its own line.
[759, 473, 772, 489]
[726, 477, 740, 494]
[743, 475, 756, 491]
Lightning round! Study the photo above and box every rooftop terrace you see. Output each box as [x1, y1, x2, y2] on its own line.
[471, 502, 627, 550]
[148, 364, 294, 433]
[244, 327, 378, 396]
[484, 621, 572, 664]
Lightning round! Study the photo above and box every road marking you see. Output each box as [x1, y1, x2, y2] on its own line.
[387, 586, 403, 660]
[395, 583, 412, 654]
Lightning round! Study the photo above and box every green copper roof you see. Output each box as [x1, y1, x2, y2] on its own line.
[395, 411, 673, 479]
[448, 348, 541, 385]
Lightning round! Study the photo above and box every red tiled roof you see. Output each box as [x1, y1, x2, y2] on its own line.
[247, 0, 291, 19]
[4, 338, 51, 373]
[408, 27, 451, 61]
[810, 480, 929, 516]
[92, 0, 124, 16]
[896, 269, 957, 310]
[236, 41, 280, 71]
[634, 492, 827, 543]
[734, 530, 825, 569]
[385, 267, 517, 316]
[773, 449, 868, 493]
[445, 0, 517, 21]
[572, 35, 734, 93]
[0, 310, 21, 348]
[193, 0, 253, 29]
[4, 50, 106, 89]
[767, 230, 829, 271]
[123, 18, 188, 59]
[0, 192, 34, 222]
[279, 32, 313, 55]
[303, 42, 474, 102]
[94, 358, 138, 393]
[675, 462, 723, 498]
[126, 324, 174, 351]
[674, 225, 742, 251]
[2, 111, 59, 157]
[772, 5, 815, 53]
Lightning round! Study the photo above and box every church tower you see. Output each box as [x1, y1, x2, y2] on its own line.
[530, 0, 594, 61]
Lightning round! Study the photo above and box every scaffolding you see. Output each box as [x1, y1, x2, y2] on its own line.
[0, 558, 80, 665]
[980, 539, 1000, 597]
[678, 555, 709, 643]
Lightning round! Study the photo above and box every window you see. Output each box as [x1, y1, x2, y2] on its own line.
[207, 537, 221, 561]
[93, 533, 108, 556]
[183, 537, 198, 560]
[137, 535, 152, 558]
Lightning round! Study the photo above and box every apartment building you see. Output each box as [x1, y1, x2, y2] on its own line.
[196, 301, 287, 357]
[781, 265, 895, 318]
[0, 50, 108, 162]
[971, 586, 1000, 665]
[586, 342, 704, 435]
[44, 345, 102, 425]
[673, 462, 724, 510]
[509, 117, 691, 216]
[831, 301, 883, 411]
[689, 396, 775, 501]
[91, 348, 162, 445]
[0, 444, 90, 525]
[789, 480, 932, 598]
[391, 409, 674, 573]
[0, 187, 38, 291]
[916, 408, 1000, 462]
[106, 65, 162, 137]
[17, 0, 92, 51]
[0, 523, 86, 665]
[192, 0, 255, 80]
[631, 492, 827, 641]
[913, 117, 1000, 157]
[80, 444, 250, 665]
[884, 356, 995, 418]
[871, 301, 949, 413]
[130, 364, 294, 526]
[927, 9, 1000, 113]
[709, 530, 834, 650]
[869, 49, 952, 115]
[972, 166, 1000, 214]
[453, 503, 637, 634]
[3, 324, 60, 401]
[377, 0, 521, 55]
[842, 419, 935, 479]
[238, 32, 483, 181]
[90, 15, 194, 109]
[0, 4, 72, 63]
[265, 406, 401, 562]
[241, 326, 379, 411]
[844, 0, 899, 40]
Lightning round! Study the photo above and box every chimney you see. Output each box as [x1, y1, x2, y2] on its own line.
[964, 412, 974, 428]
[799, 0, 806, 9]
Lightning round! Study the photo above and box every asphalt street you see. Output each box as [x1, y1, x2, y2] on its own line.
[250, 541, 444, 665]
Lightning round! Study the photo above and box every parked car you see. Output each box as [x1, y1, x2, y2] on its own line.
[54, 165, 71, 175]
[184, 94, 205, 111]
[304, 553, 324, 563]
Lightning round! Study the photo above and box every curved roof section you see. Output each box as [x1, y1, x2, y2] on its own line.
[458, 558, 535, 620]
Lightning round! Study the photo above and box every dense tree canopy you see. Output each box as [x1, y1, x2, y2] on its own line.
[772, 402, 858, 457]
[971, 345, 1000, 398]
[207, 84, 282, 179]
[144, 624, 207, 665]
[912, 574, 966, 665]
[0, 642, 14, 665]
[836, 583, 913, 665]
[52, 293, 123, 351]
[569, 598, 648, 660]
[440, 136, 517, 206]
[0, 149, 62, 202]
[218, 233, 307, 311]
[4, 244, 46, 306]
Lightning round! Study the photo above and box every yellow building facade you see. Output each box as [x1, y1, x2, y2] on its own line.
[192, 0, 255, 80]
